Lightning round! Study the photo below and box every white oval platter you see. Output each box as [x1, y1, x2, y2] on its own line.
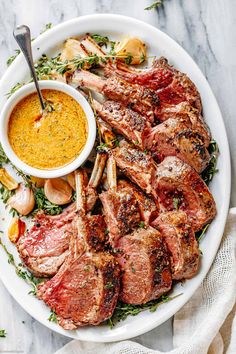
[0, 14, 231, 342]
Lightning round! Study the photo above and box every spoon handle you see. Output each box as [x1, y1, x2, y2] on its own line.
[13, 25, 45, 110]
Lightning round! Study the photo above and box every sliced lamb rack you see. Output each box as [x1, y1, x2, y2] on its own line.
[104, 57, 202, 115]
[37, 170, 120, 329]
[17, 152, 107, 277]
[94, 99, 210, 173]
[100, 156, 171, 304]
[112, 141, 216, 232]
[71, 69, 159, 123]
[116, 226, 172, 304]
[100, 155, 141, 247]
[152, 211, 200, 280]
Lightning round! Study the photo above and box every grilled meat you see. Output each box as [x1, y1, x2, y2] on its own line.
[38, 170, 120, 329]
[144, 117, 210, 172]
[17, 153, 107, 277]
[116, 226, 172, 304]
[71, 69, 159, 122]
[100, 156, 171, 304]
[17, 204, 75, 277]
[104, 57, 202, 114]
[94, 100, 149, 150]
[152, 211, 200, 280]
[112, 141, 216, 231]
[94, 100, 209, 173]
[100, 156, 141, 246]
[155, 102, 211, 146]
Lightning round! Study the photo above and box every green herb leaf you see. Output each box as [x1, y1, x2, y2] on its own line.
[139, 221, 145, 228]
[34, 188, 63, 215]
[124, 54, 133, 65]
[108, 293, 182, 328]
[173, 197, 179, 210]
[40, 23, 53, 34]
[91, 34, 110, 47]
[196, 224, 210, 243]
[105, 282, 114, 290]
[201, 140, 219, 185]
[48, 310, 57, 323]
[145, 1, 165, 11]
[0, 237, 44, 295]
[7, 50, 21, 66]
[0, 329, 6, 338]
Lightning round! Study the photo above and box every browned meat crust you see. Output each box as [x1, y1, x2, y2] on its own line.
[152, 211, 200, 280]
[116, 227, 172, 304]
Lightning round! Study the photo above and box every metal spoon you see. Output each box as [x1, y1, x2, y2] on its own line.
[13, 25, 45, 111]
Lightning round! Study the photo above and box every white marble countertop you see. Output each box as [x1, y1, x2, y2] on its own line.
[0, 0, 235, 353]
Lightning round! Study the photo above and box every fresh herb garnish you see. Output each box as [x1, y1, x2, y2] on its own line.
[91, 34, 110, 47]
[124, 54, 133, 65]
[108, 293, 182, 328]
[139, 221, 145, 228]
[34, 188, 63, 215]
[40, 23, 52, 34]
[48, 310, 57, 323]
[145, 1, 165, 10]
[196, 224, 210, 243]
[105, 282, 114, 290]
[0, 329, 6, 337]
[6, 82, 25, 98]
[7, 50, 21, 66]
[173, 197, 179, 210]
[201, 140, 219, 185]
[0, 238, 44, 295]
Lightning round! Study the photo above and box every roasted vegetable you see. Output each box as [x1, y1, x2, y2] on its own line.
[114, 36, 147, 65]
[0, 168, 18, 190]
[7, 183, 35, 215]
[44, 178, 72, 205]
[8, 217, 26, 243]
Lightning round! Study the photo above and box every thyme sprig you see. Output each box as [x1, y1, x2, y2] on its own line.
[201, 140, 219, 185]
[0, 237, 44, 295]
[48, 310, 57, 323]
[34, 188, 63, 215]
[0, 329, 6, 338]
[145, 1, 165, 10]
[108, 293, 182, 328]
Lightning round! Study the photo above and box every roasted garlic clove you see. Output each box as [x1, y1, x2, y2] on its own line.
[7, 183, 35, 215]
[114, 36, 147, 65]
[66, 173, 76, 191]
[44, 178, 72, 205]
[8, 217, 26, 243]
[30, 176, 45, 188]
[0, 168, 18, 190]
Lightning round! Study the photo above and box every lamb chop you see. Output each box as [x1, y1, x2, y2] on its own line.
[104, 57, 202, 117]
[17, 152, 107, 277]
[37, 169, 120, 329]
[112, 141, 216, 232]
[71, 69, 159, 123]
[100, 156, 171, 304]
[94, 99, 210, 173]
[152, 211, 200, 280]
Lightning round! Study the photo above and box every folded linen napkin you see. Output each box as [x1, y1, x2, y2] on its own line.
[55, 208, 236, 354]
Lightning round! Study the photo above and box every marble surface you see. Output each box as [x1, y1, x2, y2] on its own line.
[0, 0, 235, 353]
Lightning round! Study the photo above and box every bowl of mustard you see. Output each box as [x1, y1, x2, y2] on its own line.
[0, 80, 96, 178]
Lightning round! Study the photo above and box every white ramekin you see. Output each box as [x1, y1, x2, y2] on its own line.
[0, 80, 96, 178]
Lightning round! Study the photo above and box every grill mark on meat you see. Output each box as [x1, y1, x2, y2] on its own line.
[112, 142, 216, 231]
[71, 69, 159, 123]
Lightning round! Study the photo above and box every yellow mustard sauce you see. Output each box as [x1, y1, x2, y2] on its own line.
[8, 89, 88, 170]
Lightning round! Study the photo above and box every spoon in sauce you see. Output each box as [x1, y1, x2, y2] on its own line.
[13, 25, 45, 111]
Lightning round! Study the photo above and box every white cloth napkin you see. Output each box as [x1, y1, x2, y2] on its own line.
[55, 208, 236, 354]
